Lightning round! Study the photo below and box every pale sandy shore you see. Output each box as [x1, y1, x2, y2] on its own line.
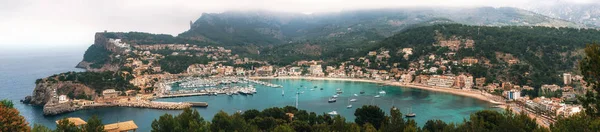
[250, 76, 504, 105]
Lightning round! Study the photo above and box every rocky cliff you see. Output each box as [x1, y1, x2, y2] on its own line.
[75, 32, 121, 72]
[23, 79, 95, 106]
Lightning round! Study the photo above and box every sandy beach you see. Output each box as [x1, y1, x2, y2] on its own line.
[250, 76, 505, 105]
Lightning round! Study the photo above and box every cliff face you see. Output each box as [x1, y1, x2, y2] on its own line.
[76, 32, 120, 72]
[23, 80, 95, 106]
[24, 82, 54, 106]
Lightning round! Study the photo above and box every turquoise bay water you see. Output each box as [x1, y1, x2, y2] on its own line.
[0, 48, 496, 132]
[160, 79, 495, 125]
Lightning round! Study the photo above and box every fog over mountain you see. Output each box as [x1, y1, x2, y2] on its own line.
[1, 0, 599, 50]
[521, 1, 600, 27]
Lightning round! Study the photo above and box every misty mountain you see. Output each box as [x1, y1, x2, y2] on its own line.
[178, 7, 582, 46]
[524, 2, 600, 28]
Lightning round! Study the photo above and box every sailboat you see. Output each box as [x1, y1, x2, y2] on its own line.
[405, 107, 416, 117]
[379, 87, 386, 94]
[347, 98, 353, 108]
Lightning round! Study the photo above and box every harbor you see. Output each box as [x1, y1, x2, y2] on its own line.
[155, 77, 286, 99]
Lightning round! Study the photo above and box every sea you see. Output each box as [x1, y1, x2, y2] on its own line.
[0, 46, 496, 131]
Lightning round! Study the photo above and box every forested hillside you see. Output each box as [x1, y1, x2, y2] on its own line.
[368, 24, 600, 88]
[179, 7, 581, 46]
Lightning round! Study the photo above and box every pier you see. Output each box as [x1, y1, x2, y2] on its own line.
[187, 102, 209, 107]
[243, 78, 283, 88]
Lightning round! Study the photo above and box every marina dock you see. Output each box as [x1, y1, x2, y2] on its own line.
[187, 102, 209, 107]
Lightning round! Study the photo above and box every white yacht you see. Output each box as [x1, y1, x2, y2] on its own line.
[328, 111, 338, 115]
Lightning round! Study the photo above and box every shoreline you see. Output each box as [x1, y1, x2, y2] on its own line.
[249, 76, 504, 105]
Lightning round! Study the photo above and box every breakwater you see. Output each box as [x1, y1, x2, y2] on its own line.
[42, 101, 192, 115]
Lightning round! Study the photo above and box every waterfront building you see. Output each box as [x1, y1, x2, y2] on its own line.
[187, 64, 211, 75]
[56, 117, 87, 127]
[58, 95, 69, 103]
[255, 66, 273, 76]
[104, 120, 138, 132]
[73, 99, 94, 106]
[276, 67, 288, 76]
[102, 89, 120, 98]
[308, 64, 324, 76]
[289, 67, 302, 76]
[427, 75, 455, 88]
[563, 73, 572, 85]
[455, 74, 474, 90]
[400, 74, 413, 83]
[235, 67, 245, 76]
[506, 90, 521, 100]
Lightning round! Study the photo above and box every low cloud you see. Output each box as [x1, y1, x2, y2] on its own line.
[0, 0, 597, 49]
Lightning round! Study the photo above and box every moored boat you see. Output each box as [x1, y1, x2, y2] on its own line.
[328, 97, 337, 103]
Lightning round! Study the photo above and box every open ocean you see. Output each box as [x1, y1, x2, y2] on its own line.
[0, 46, 496, 131]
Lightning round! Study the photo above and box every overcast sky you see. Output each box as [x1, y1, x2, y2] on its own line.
[0, 0, 598, 51]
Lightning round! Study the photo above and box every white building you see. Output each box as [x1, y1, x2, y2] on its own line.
[400, 74, 413, 83]
[58, 95, 69, 103]
[308, 65, 324, 76]
[289, 67, 302, 76]
[427, 75, 455, 88]
[563, 73, 572, 85]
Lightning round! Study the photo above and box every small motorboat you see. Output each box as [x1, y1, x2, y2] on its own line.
[336, 90, 343, 94]
[320, 88, 324, 90]
[374, 95, 380, 98]
[379, 90, 386, 94]
[328, 98, 337, 103]
[350, 99, 357, 102]
[360, 91, 365, 94]
[328, 111, 338, 115]
[354, 94, 358, 96]
[333, 95, 338, 98]
[347, 105, 353, 108]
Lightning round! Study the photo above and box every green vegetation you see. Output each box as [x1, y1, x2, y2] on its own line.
[0, 100, 30, 132]
[158, 56, 211, 74]
[84, 115, 104, 132]
[82, 44, 112, 69]
[103, 32, 213, 46]
[145, 105, 556, 132]
[579, 43, 600, 118]
[44, 71, 137, 94]
[370, 24, 600, 91]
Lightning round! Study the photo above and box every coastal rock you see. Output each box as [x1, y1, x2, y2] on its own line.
[27, 82, 54, 106]
[43, 103, 79, 116]
[75, 32, 121, 72]
[25, 80, 95, 106]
